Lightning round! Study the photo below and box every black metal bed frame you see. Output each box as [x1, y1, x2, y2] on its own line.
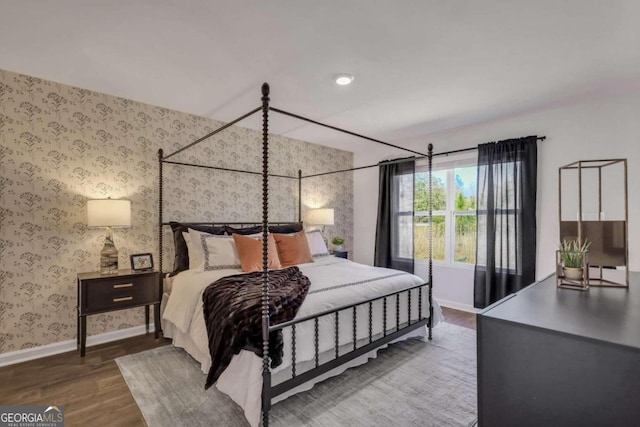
[157, 83, 436, 426]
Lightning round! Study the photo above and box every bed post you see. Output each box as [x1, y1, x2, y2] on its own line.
[298, 169, 302, 223]
[158, 149, 164, 272]
[158, 150, 164, 274]
[157, 148, 164, 338]
[261, 82, 272, 427]
[427, 143, 434, 341]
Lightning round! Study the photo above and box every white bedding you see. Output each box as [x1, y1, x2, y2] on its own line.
[162, 256, 443, 427]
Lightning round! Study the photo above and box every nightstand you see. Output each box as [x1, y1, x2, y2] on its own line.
[333, 250, 348, 259]
[77, 269, 161, 357]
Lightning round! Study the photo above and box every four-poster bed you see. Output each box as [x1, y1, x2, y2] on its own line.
[158, 83, 439, 426]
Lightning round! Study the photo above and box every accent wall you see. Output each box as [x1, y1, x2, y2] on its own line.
[0, 68, 353, 355]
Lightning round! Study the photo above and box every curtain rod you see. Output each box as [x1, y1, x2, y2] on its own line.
[301, 135, 546, 179]
[427, 135, 545, 159]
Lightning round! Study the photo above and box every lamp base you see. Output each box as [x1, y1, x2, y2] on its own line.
[100, 229, 119, 275]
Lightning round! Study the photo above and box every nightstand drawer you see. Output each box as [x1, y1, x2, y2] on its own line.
[85, 275, 159, 312]
[77, 269, 162, 356]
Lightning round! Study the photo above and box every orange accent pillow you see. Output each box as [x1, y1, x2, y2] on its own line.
[232, 233, 282, 272]
[273, 230, 314, 267]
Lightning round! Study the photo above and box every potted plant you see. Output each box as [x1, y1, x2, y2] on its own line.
[331, 236, 345, 252]
[559, 239, 590, 281]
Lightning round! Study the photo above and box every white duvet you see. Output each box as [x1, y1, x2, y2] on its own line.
[162, 256, 442, 427]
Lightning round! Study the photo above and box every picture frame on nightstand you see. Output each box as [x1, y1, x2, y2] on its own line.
[130, 253, 154, 271]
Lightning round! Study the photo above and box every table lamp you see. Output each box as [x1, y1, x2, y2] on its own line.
[87, 198, 131, 274]
[305, 208, 334, 245]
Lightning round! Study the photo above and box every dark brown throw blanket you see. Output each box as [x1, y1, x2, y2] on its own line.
[202, 266, 311, 389]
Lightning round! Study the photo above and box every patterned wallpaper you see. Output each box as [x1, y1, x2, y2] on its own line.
[0, 68, 353, 354]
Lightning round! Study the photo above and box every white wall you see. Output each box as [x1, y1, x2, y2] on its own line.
[354, 91, 640, 310]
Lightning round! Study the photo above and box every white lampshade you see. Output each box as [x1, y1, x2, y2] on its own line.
[87, 199, 131, 228]
[305, 208, 334, 226]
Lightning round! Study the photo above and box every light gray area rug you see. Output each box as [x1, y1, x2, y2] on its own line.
[116, 322, 477, 427]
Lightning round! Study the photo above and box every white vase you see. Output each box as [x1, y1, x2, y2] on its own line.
[333, 244, 344, 252]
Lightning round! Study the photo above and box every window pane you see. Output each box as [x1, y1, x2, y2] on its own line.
[478, 162, 521, 211]
[414, 215, 445, 261]
[454, 166, 477, 211]
[396, 213, 413, 259]
[415, 171, 446, 212]
[495, 213, 517, 271]
[476, 214, 487, 266]
[476, 213, 516, 270]
[396, 173, 414, 212]
[454, 214, 476, 264]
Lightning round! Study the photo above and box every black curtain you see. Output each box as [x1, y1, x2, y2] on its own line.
[474, 136, 537, 308]
[374, 158, 415, 273]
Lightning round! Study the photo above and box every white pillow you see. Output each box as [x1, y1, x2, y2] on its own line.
[200, 234, 242, 271]
[186, 228, 218, 270]
[306, 230, 330, 257]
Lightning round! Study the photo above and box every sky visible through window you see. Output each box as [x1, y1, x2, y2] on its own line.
[455, 166, 476, 199]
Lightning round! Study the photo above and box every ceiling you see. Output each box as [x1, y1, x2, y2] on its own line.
[2, 0, 639, 153]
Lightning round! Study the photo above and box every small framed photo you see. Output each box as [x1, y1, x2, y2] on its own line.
[130, 253, 154, 271]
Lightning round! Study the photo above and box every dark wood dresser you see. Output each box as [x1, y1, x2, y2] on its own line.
[77, 269, 161, 356]
[477, 272, 640, 427]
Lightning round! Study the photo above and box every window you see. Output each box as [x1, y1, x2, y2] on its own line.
[414, 160, 477, 265]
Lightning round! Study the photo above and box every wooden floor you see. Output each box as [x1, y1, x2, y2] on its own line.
[0, 334, 170, 426]
[441, 306, 477, 329]
[0, 307, 474, 426]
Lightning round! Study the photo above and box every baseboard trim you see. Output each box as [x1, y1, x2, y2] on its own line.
[438, 299, 479, 314]
[0, 324, 156, 367]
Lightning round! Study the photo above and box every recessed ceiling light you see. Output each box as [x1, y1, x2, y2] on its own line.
[335, 74, 355, 86]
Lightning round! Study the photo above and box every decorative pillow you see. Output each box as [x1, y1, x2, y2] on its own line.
[169, 222, 225, 275]
[306, 230, 330, 257]
[226, 225, 262, 236]
[200, 235, 242, 271]
[232, 233, 282, 272]
[273, 230, 313, 267]
[269, 223, 303, 234]
[187, 228, 231, 270]
[225, 223, 303, 236]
